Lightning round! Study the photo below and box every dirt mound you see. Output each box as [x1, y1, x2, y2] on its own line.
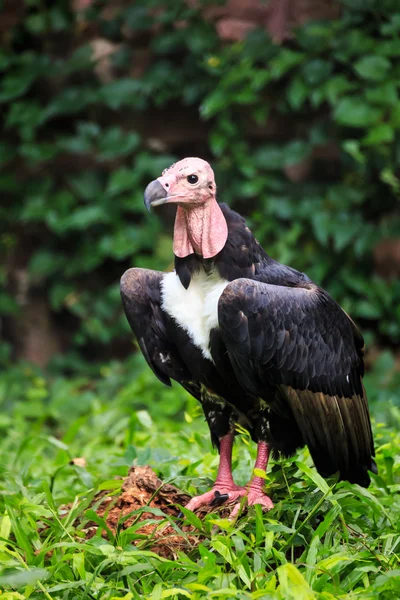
[81, 466, 211, 558]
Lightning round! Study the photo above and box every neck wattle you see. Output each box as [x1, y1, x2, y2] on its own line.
[173, 198, 228, 259]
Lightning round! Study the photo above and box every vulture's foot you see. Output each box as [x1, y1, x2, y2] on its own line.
[230, 488, 274, 518]
[184, 484, 246, 513]
[228, 439, 274, 517]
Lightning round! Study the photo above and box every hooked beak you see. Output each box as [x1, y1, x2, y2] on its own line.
[144, 180, 168, 211]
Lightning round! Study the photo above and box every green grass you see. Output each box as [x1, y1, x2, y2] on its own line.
[0, 354, 400, 599]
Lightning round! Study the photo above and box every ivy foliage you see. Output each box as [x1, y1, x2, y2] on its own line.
[1, 0, 400, 363]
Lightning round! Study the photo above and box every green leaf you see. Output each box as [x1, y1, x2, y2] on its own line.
[283, 141, 311, 167]
[253, 145, 284, 170]
[365, 82, 398, 106]
[296, 22, 333, 52]
[84, 509, 115, 542]
[201, 89, 228, 119]
[363, 123, 394, 145]
[277, 564, 315, 600]
[270, 49, 305, 79]
[99, 79, 142, 110]
[69, 171, 102, 200]
[47, 435, 69, 451]
[106, 167, 136, 196]
[287, 76, 308, 110]
[378, 38, 400, 56]
[136, 410, 153, 429]
[342, 140, 366, 164]
[5, 100, 44, 138]
[253, 468, 267, 479]
[324, 75, 356, 104]
[295, 461, 331, 495]
[354, 55, 391, 81]
[97, 479, 124, 491]
[0, 569, 49, 586]
[25, 13, 48, 34]
[314, 505, 342, 538]
[29, 250, 64, 278]
[332, 220, 361, 251]
[0, 54, 50, 102]
[0, 515, 11, 540]
[160, 590, 191, 599]
[334, 97, 383, 127]
[390, 104, 400, 127]
[301, 59, 332, 86]
[64, 45, 93, 74]
[381, 167, 400, 193]
[98, 128, 140, 160]
[381, 14, 400, 36]
[0, 72, 37, 103]
[49, 283, 75, 310]
[42, 87, 96, 120]
[64, 206, 108, 231]
[354, 300, 382, 319]
[20, 142, 58, 163]
[0, 292, 18, 315]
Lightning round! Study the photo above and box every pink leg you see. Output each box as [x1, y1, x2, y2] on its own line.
[231, 441, 274, 517]
[185, 433, 246, 512]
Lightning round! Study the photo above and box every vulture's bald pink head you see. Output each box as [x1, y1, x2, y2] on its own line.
[144, 157, 228, 259]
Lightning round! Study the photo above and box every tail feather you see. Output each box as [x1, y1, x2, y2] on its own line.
[281, 385, 375, 487]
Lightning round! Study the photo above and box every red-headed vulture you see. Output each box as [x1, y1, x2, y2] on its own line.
[120, 157, 376, 514]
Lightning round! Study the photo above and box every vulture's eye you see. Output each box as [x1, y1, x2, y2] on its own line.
[187, 174, 199, 184]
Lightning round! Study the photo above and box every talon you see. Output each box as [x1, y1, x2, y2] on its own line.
[210, 492, 229, 506]
[184, 484, 247, 513]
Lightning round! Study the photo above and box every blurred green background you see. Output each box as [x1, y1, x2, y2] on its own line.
[0, 0, 399, 414]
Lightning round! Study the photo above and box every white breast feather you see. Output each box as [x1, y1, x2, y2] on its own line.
[161, 270, 229, 361]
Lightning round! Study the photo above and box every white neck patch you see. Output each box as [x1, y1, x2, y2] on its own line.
[161, 270, 229, 361]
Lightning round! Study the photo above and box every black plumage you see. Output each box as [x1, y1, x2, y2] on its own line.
[121, 200, 376, 488]
[218, 278, 374, 485]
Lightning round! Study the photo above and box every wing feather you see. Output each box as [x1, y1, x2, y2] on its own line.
[120, 268, 197, 394]
[218, 278, 376, 486]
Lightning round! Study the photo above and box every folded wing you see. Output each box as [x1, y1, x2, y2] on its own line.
[120, 268, 199, 399]
[218, 278, 376, 486]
